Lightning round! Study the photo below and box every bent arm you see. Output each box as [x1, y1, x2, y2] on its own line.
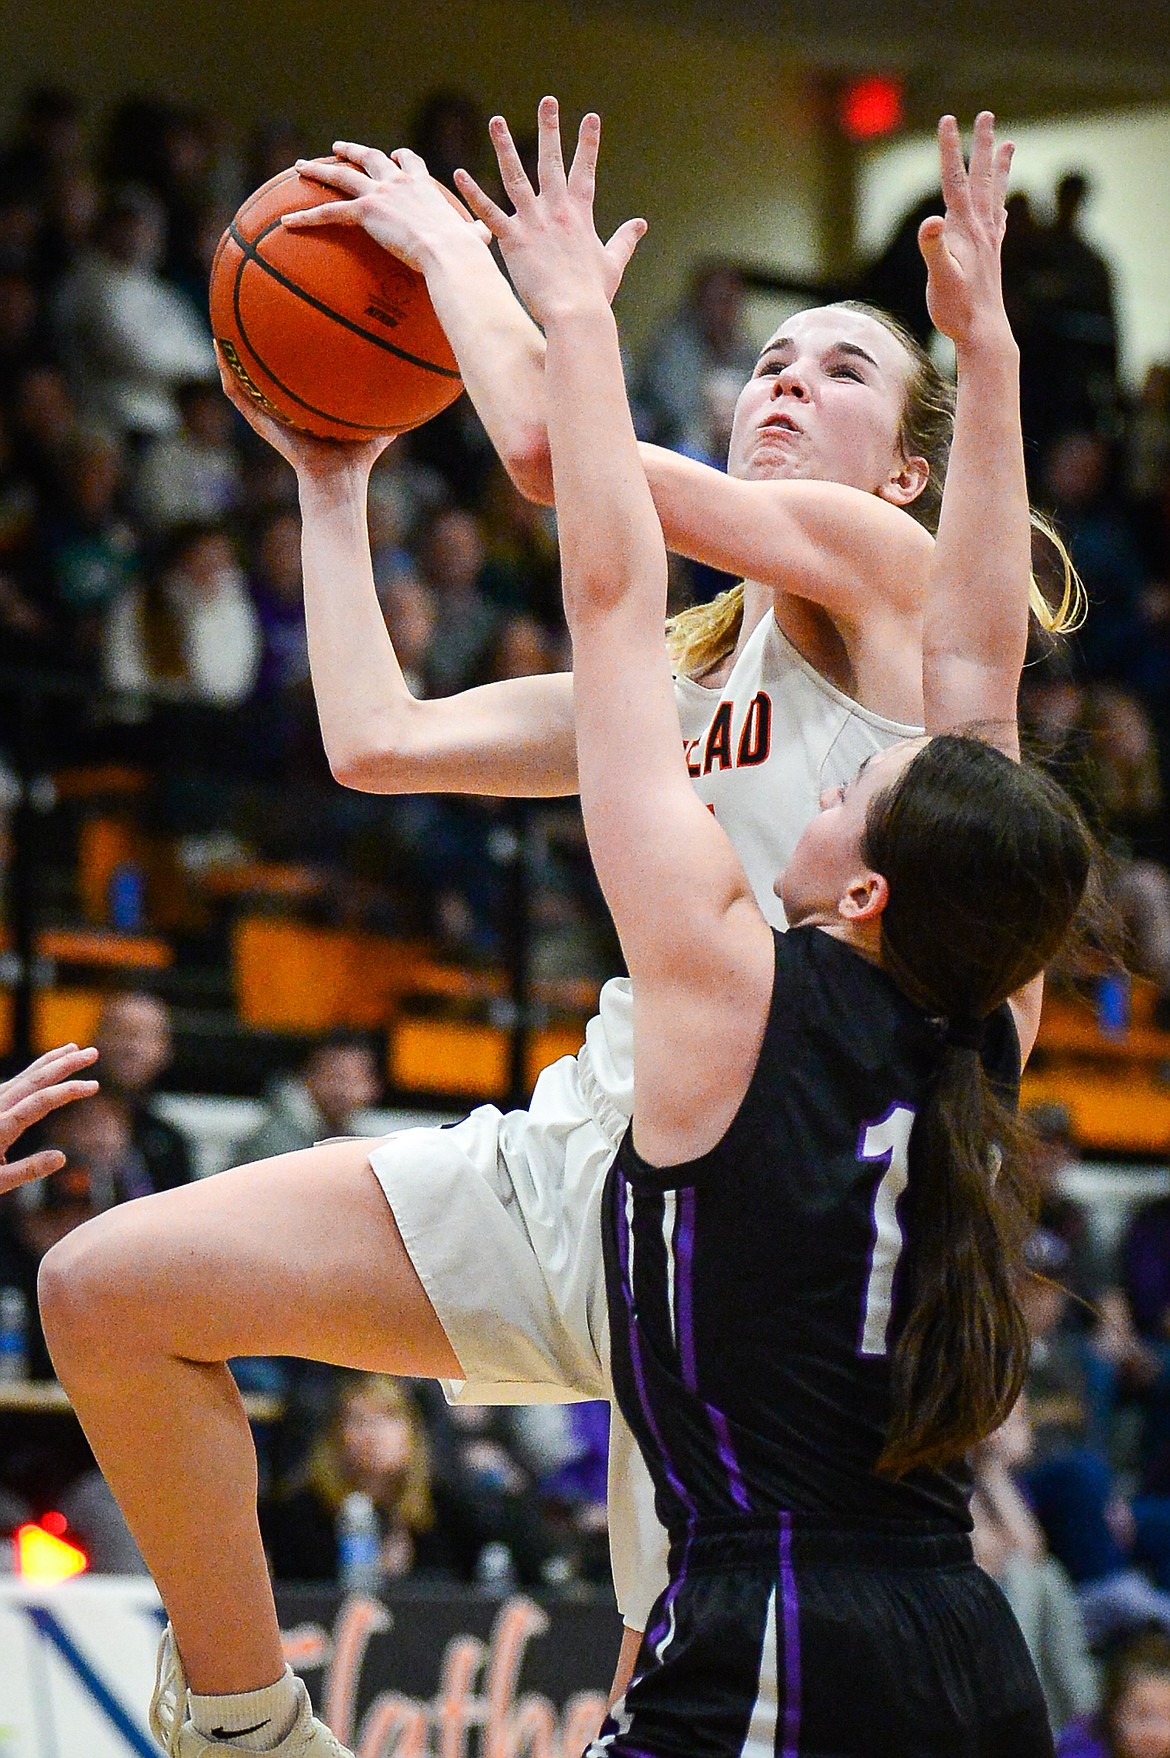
[298, 467, 577, 797]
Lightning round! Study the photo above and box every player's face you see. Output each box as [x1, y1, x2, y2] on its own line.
[726, 307, 915, 498]
[777, 740, 924, 928]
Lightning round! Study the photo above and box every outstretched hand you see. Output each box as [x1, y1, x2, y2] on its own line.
[0, 1044, 99, 1197]
[452, 97, 646, 324]
[919, 112, 1013, 350]
[215, 346, 394, 480]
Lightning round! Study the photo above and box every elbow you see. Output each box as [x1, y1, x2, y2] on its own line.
[504, 426, 554, 505]
[325, 715, 411, 793]
[327, 741, 397, 792]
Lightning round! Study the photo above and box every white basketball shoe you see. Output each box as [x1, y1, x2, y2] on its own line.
[149, 1626, 355, 1758]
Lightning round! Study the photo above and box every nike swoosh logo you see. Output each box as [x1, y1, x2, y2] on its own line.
[210, 1720, 270, 1739]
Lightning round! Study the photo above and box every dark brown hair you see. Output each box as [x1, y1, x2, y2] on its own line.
[862, 734, 1095, 1475]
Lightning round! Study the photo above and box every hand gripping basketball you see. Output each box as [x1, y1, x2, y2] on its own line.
[209, 159, 470, 440]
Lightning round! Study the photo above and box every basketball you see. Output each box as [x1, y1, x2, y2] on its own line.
[209, 167, 465, 440]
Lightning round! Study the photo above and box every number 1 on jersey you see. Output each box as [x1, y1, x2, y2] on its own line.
[857, 1105, 916, 1356]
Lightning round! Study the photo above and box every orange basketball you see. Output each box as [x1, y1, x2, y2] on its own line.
[210, 167, 465, 440]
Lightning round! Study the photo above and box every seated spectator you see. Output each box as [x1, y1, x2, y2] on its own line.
[440, 1401, 557, 1586]
[1117, 1197, 1170, 1498]
[1024, 1233, 1170, 1645]
[233, 1032, 381, 1163]
[247, 504, 314, 772]
[378, 567, 436, 697]
[528, 1401, 611, 1583]
[1043, 431, 1147, 686]
[0, 404, 52, 664]
[10, 360, 79, 499]
[1028, 1102, 1108, 1312]
[1058, 1630, 1170, 1757]
[1080, 686, 1170, 1012]
[43, 426, 140, 663]
[0, 269, 42, 400]
[51, 183, 215, 439]
[261, 1373, 464, 1583]
[478, 463, 561, 628]
[0, 85, 83, 208]
[133, 380, 242, 532]
[103, 519, 260, 707]
[971, 1400, 1098, 1735]
[415, 505, 502, 696]
[0, 1095, 147, 1379]
[634, 262, 757, 453]
[95, 990, 193, 1191]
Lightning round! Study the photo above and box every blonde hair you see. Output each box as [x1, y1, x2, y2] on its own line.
[304, 1373, 435, 1534]
[665, 301, 1085, 681]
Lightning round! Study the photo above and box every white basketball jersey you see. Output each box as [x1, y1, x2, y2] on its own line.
[577, 610, 923, 1125]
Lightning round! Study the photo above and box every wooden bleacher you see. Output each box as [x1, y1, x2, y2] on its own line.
[1023, 978, 1170, 1157]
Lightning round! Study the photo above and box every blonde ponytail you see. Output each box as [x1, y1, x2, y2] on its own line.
[665, 582, 746, 680]
[1029, 513, 1086, 635]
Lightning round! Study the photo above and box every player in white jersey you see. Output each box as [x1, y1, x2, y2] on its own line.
[37, 114, 1077, 1756]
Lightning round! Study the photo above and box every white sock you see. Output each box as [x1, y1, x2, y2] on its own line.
[189, 1666, 301, 1752]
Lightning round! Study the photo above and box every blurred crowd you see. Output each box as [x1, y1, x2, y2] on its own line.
[2, 74, 1170, 1752]
[0, 84, 607, 968]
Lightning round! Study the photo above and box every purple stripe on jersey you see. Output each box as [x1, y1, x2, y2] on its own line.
[778, 1513, 802, 1758]
[675, 1188, 751, 1511]
[675, 1187, 698, 1390]
[643, 1529, 692, 1665]
[704, 1403, 751, 1512]
[615, 1171, 696, 1518]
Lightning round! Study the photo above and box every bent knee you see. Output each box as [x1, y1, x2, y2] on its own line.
[38, 1205, 161, 1371]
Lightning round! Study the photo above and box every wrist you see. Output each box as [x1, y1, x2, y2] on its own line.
[542, 295, 617, 334]
[953, 319, 1019, 369]
[414, 220, 493, 279]
[297, 461, 370, 506]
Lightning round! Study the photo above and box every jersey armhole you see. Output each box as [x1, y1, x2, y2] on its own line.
[619, 929, 793, 1191]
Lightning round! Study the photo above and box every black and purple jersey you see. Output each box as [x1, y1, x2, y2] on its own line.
[594, 928, 1050, 1758]
[602, 925, 1020, 1545]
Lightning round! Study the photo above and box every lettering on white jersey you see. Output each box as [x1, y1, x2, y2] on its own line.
[683, 692, 773, 777]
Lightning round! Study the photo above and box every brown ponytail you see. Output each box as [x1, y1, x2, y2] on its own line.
[861, 734, 1095, 1475]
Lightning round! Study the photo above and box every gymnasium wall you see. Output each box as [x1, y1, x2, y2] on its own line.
[2, 0, 833, 351]
[857, 103, 1170, 387]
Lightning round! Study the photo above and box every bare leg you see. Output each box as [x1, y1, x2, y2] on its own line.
[39, 1141, 460, 1695]
[610, 1627, 643, 1706]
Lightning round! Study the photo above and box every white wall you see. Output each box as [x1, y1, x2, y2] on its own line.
[857, 104, 1170, 387]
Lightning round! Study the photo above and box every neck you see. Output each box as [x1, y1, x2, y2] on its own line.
[808, 916, 884, 965]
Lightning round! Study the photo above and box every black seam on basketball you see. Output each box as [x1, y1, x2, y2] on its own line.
[229, 251, 395, 434]
[229, 218, 461, 378]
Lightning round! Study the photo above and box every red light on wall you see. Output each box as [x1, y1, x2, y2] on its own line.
[15, 1519, 88, 1584]
[839, 76, 904, 142]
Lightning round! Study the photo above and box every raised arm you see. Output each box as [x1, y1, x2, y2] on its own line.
[481, 99, 774, 1164]
[916, 114, 1044, 1056]
[917, 114, 1030, 749]
[217, 362, 577, 797]
[288, 143, 933, 627]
